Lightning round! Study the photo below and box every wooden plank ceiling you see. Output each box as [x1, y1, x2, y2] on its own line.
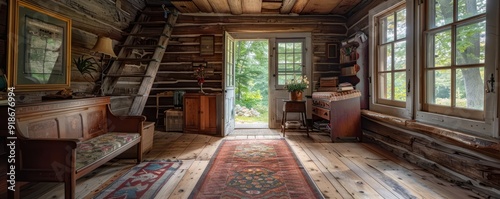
[169, 0, 363, 15]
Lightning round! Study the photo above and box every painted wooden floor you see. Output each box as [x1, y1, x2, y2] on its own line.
[8, 129, 484, 199]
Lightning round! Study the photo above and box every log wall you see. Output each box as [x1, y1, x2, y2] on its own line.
[361, 110, 500, 197]
[147, 14, 349, 124]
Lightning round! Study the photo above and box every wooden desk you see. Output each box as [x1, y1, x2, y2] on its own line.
[281, 100, 309, 137]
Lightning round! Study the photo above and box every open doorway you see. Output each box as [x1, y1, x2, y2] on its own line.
[234, 40, 269, 129]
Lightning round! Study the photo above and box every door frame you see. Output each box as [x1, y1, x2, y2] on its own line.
[229, 32, 312, 129]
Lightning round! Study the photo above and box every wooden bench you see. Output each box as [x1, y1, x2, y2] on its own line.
[4, 97, 145, 199]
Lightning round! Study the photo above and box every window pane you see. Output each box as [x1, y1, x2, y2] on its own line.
[294, 54, 302, 64]
[396, 9, 406, 39]
[427, 69, 451, 106]
[278, 64, 286, 71]
[278, 54, 286, 64]
[286, 54, 294, 64]
[456, 21, 486, 65]
[293, 43, 302, 53]
[431, 0, 454, 28]
[457, 0, 486, 21]
[379, 44, 392, 71]
[378, 73, 392, 100]
[286, 43, 293, 53]
[294, 64, 302, 71]
[394, 72, 406, 101]
[430, 30, 452, 67]
[381, 14, 395, 43]
[394, 41, 406, 70]
[278, 43, 286, 53]
[456, 67, 484, 110]
[278, 75, 286, 85]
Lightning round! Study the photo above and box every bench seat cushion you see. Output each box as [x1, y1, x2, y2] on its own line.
[76, 133, 140, 171]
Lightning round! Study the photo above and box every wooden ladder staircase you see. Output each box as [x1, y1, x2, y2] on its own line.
[101, 6, 178, 116]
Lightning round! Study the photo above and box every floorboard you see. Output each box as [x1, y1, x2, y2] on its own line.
[3, 128, 484, 199]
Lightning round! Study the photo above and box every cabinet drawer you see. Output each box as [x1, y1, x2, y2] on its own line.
[312, 99, 330, 109]
[312, 106, 329, 120]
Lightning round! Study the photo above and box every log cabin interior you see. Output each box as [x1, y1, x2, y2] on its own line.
[0, 0, 499, 198]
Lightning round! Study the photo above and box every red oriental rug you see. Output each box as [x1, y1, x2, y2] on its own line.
[189, 139, 324, 199]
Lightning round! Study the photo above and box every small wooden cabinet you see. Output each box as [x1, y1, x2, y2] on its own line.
[312, 95, 361, 142]
[183, 93, 220, 134]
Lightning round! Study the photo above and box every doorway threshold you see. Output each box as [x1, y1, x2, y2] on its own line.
[235, 123, 268, 129]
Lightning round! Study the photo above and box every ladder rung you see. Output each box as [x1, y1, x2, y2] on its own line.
[106, 74, 153, 77]
[140, 10, 165, 15]
[122, 33, 169, 37]
[114, 58, 159, 62]
[117, 45, 165, 49]
[107, 94, 146, 97]
[131, 21, 167, 25]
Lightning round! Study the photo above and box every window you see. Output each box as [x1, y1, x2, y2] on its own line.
[424, 0, 486, 120]
[376, 5, 407, 107]
[275, 39, 305, 88]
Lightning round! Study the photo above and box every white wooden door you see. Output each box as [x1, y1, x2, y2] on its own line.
[223, 32, 235, 136]
[270, 38, 306, 128]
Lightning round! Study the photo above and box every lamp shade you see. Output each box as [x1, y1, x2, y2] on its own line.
[91, 36, 117, 57]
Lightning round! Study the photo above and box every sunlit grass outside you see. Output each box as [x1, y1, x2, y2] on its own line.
[236, 111, 269, 123]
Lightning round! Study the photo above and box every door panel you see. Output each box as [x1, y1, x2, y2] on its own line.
[223, 32, 235, 136]
[271, 38, 306, 128]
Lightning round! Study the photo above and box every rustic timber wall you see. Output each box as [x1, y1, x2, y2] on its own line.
[346, 0, 386, 37]
[144, 14, 349, 123]
[5, 0, 145, 94]
[361, 110, 500, 197]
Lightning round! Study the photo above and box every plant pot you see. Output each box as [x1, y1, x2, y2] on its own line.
[289, 91, 303, 101]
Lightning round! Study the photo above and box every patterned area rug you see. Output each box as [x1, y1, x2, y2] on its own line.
[190, 139, 324, 198]
[93, 160, 182, 199]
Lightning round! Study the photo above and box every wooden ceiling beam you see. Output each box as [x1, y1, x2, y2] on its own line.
[262, 2, 282, 10]
[171, 1, 201, 13]
[207, 0, 231, 13]
[301, 0, 342, 14]
[242, 0, 262, 14]
[227, 0, 243, 15]
[290, 0, 309, 14]
[193, 0, 214, 12]
[280, 0, 296, 13]
[331, 0, 362, 15]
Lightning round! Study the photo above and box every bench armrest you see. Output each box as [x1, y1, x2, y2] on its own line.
[18, 139, 78, 171]
[106, 105, 146, 133]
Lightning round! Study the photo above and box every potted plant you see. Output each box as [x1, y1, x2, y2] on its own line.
[72, 55, 98, 82]
[285, 75, 309, 101]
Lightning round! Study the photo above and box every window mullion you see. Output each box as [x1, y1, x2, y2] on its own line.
[451, 25, 456, 108]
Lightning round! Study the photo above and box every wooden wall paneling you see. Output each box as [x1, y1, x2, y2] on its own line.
[361, 113, 500, 197]
[193, 0, 214, 12]
[165, 45, 223, 53]
[301, 0, 341, 14]
[241, 0, 261, 13]
[346, 0, 386, 29]
[171, 1, 201, 13]
[207, 0, 231, 13]
[162, 53, 223, 62]
[227, 0, 242, 15]
[172, 26, 224, 35]
[347, 15, 369, 37]
[331, 0, 362, 15]
[24, 0, 132, 40]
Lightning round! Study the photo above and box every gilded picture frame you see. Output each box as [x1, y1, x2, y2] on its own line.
[326, 43, 338, 59]
[8, 0, 72, 91]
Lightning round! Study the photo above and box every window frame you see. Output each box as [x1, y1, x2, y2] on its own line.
[375, 4, 408, 108]
[274, 38, 306, 90]
[369, 0, 414, 119]
[415, 0, 498, 137]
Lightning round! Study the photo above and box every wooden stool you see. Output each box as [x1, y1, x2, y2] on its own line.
[281, 100, 309, 137]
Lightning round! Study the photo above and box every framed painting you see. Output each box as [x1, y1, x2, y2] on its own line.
[8, 0, 72, 91]
[200, 35, 214, 56]
[326, 43, 338, 59]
